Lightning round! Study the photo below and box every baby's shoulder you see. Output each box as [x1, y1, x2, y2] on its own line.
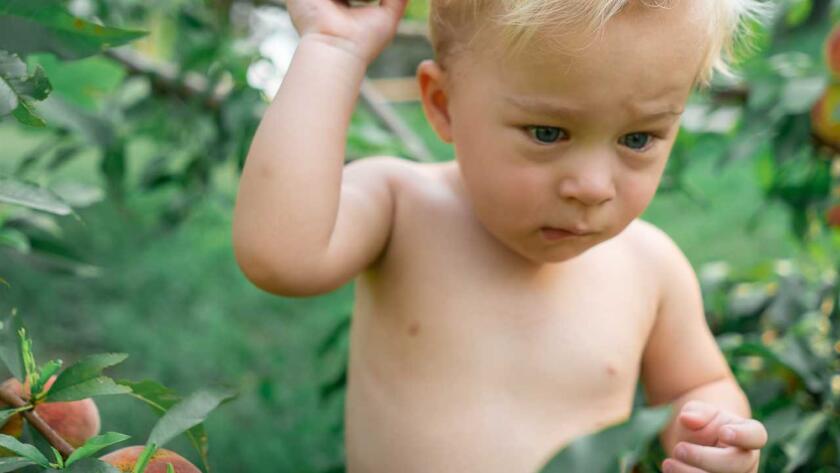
[348, 156, 457, 202]
[621, 219, 692, 280]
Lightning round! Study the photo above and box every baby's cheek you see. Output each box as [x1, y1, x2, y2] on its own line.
[620, 174, 660, 216]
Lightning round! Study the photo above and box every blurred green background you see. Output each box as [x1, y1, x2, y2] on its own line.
[0, 0, 838, 472]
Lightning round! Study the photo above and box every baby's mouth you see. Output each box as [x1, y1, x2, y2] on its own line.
[540, 227, 594, 240]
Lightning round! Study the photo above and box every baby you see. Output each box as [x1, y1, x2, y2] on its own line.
[233, 0, 771, 471]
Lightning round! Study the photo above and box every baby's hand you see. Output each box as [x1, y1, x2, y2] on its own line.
[287, 0, 409, 64]
[662, 401, 767, 473]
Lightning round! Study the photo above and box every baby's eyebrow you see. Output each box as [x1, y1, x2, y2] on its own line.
[504, 95, 684, 120]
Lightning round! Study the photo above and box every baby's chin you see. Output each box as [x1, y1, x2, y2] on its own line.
[501, 232, 607, 266]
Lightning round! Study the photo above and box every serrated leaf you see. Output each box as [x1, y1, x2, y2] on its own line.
[0, 310, 24, 385]
[0, 49, 51, 118]
[0, 176, 71, 215]
[118, 379, 210, 472]
[0, 1, 146, 60]
[46, 376, 130, 402]
[65, 432, 130, 467]
[0, 434, 49, 466]
[147, 389, 236, 449]
[46, 353, 128, 402]
[538, 405, 673, 473]
[0, 456, 35, 472]
[62, 457, 122, 472]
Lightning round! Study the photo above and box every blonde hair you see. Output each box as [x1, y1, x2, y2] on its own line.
[429, 0, 774, 89]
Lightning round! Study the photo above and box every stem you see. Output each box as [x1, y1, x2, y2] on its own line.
[0, 384, 75, 458]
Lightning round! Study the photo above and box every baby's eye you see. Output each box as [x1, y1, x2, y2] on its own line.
[526, 126, 565, 144]
[620, 132, 655, 151]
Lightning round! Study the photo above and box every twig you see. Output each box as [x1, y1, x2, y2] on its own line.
[104, 48, 232, 110]
[105, 43, 436, 161]
[0, 385, 75, 458]
[360, 79, 434, 162]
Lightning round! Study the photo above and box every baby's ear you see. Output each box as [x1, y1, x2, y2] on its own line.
[416, 59, 453, 143]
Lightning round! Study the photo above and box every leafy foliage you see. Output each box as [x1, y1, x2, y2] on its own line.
[0, 0, 838, 471]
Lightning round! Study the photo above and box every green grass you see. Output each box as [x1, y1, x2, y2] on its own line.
[0, 102, 806, 470]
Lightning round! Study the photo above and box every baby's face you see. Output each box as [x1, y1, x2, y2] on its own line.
[435, 1, 709, 264]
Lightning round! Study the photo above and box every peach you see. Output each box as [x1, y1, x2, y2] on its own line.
[827, 204, 840, 227]
[811, 84, 840, 146]
[100, 446, 201, 473]
[826, 24, 840, 76]
[0, 376, 100, 448]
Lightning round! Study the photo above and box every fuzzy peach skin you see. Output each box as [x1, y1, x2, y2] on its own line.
[100, 446, 201, 473]
[0, 376, 100, 448]
[826, 24, 840, 76]
[812, 84, 840, 146]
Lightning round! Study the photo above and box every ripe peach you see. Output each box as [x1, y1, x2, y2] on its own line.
[827, 204, 840, 227]
[100, 446, 201, 473]
[811, 84, 840, 146]
[0, 376, 100, 448]
[826, 24, 840, 76]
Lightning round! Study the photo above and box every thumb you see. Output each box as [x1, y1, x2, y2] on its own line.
[381, 0, 410, 19]
[678, 401, 719, 431]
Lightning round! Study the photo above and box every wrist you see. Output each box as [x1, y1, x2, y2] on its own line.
[299, 33, 372, 67]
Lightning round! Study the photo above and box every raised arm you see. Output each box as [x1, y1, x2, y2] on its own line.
[232, 0, 409, 296]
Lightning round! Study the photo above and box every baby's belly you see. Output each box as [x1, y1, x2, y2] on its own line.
[343, 307, 644, 473]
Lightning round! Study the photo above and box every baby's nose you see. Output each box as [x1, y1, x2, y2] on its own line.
[554, 172, 615, 207]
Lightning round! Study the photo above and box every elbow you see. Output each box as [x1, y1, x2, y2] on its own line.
[232, 237, 347, 298]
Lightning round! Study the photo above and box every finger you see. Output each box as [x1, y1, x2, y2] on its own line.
[662, 458, 707, 473]
[672, 442, 759, 473]
[678, 401, 722, 431]
[719, 419, 768, 449]
[380, 0, 409, 17]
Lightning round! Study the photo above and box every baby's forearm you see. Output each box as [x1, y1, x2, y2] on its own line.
[659, 376, 751, 454]
[233, 34, 367, 289]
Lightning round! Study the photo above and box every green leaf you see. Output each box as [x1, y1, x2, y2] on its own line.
[0, 456, 35, 472]
[0, 176, 72, 215]
[31, 358, 62, 399]
[538, 405, 673, 473]
[46, 353, 129, 402]
[147, 388, 236, 449]
[782, 411, 829, 473]
[62, 457, 122, 472]
[18, 328, 36, 388]
[46, 376, 131, 402]
[779, 76, 826, 114]
[0, 228, 30, 253]
[27, 53, 125, 111]
[119, 379, 211, 472]
[0, 0, 146, 60]
[0, 309, 24, 380]
[0, 49, 51, 126]
[131, 443, 157, 473]
[50, 445, 63, 468]
[0, 406, 28, 426]
[65, 432, 130, 467]
[0, 434, 49, 467]
[167, 463, 175, 473]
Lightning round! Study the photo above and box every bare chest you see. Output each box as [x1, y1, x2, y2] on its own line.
[343, 165, 660, 472]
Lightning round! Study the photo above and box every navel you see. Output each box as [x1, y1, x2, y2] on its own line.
[408, 322, 421, 337]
